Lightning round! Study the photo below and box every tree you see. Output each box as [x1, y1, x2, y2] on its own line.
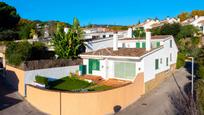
[52, 18, 85, 59]
[6, 41, 32, 66]
[176, 53, 186, 69]
[191, 10, 204, 17]
[133, 28, 145, 37]
[0, 2, 20, 31]
[177, 25, 199, 39]
[160, 23, 181, 37]
[178, 12, 190, 22]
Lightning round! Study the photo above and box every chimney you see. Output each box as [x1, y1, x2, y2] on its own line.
[195, 15, 199, 19]
[113, 34, 118, 51]
[145, 30, 151, 51]
[127, 28, 133, 38]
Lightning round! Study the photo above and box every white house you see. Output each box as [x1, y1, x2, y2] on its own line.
[134, 19, 159, 30]
[189, 16, 204, 34]
[80, 31, 178, 83]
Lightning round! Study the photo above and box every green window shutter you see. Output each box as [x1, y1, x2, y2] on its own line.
[136, 42, 140, 48]
[156, 42, 160, 47]
[166, 57, 169, 66]
[170, 40, 172, 48]
[155, 59, 159, 70]
[142, 42, 146, 48]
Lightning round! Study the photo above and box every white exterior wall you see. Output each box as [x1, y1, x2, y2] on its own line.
[143, 37, 178, 82]
[25, 66, 79, 84]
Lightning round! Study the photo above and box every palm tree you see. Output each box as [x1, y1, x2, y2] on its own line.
[52, 18, 84, 59]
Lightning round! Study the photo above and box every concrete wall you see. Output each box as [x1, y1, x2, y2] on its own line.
[26, 73, 145, 115]
[5, 65, 25, 96]
[25, 65, 79, 85]
[145, 63, 176, 92]
[5, 65, 79, 96]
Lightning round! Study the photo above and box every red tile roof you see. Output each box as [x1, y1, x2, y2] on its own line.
[81, 47, 157, 57]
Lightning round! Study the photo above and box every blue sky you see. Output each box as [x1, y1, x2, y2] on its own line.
[2, 0, 204, 25]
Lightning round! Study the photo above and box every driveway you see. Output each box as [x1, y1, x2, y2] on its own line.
[117, 68, 192, 115]
[0, 77, 45, 115]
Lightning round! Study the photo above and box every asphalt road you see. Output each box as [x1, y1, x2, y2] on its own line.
[0, 77, 45, 115]
[117, 68, 191, 115]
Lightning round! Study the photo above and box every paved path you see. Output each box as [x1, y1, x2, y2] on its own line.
[117, 68, 191, 115]
[0, 77, 45, 115]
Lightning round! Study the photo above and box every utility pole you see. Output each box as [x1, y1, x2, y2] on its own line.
[191, 57, 194, 98]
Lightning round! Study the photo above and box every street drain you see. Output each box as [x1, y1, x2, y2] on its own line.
[142, 103, 147, 106]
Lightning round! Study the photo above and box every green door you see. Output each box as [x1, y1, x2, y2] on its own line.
[114, 62, 136, 79]
[156, 42, 160, 47]
[142, 42, 146, 48]
[89, 59, 100, 74]
[136, 42, 140, 48]
[79, 65, 86, 75]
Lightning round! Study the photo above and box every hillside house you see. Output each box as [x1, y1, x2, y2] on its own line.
[79, 30, 178, 84]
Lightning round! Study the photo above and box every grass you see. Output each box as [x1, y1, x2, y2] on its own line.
[49, 76, 112, 92]
[49, 77, 93, 91]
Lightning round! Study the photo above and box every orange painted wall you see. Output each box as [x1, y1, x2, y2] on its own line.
[6, 65, 25, 96]
[26, 86, 61, 115]
[25, 73, 144, 115]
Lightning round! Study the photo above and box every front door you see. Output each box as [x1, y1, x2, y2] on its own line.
[88, 59, 100, 74]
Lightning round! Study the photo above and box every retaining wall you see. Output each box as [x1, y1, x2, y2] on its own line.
[26, 73, 144, 115]
[6, 65, 25, 96]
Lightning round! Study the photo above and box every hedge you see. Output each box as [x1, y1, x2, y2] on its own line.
[35, 75, 48, 85]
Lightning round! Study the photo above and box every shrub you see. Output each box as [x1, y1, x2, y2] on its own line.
[35, 75, 48, 85]
[0, 30, 19, 41]
[195, 80, 204, 115]
[5, 41, 32, 66]
[176, 53, 186, 69]
[196, 65, 204, 79]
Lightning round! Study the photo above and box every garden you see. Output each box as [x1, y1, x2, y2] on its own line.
[35, 75, 112, 92]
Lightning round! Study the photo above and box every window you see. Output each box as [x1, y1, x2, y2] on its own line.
[160, 58, 162, 64]
[166, 57, 169, 66]
[170, 53, 172, 62]
[122, 43, 125, 48]
[142, 42, 146, 48]
[156, 42, 160, 47]
[170, 40, 172, 48]
[155, 59, 159, 70]
[136, 42, 140, 48]
[114, 62, 136, 79]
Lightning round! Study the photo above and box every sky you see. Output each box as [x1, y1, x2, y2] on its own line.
[1, 0, 204, 26]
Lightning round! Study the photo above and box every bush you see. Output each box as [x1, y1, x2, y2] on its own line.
[29, 42, 50, 60]
[196, 65, 204, 79]
[195, 80, 204, 115]
[6, 41, 32, 66]
[0, 30, 19, 41]
[176, 53, 186, 69]
[35, 75, 48, 85]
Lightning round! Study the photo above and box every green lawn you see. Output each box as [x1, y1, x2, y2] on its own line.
[49, 76, 112, 92]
